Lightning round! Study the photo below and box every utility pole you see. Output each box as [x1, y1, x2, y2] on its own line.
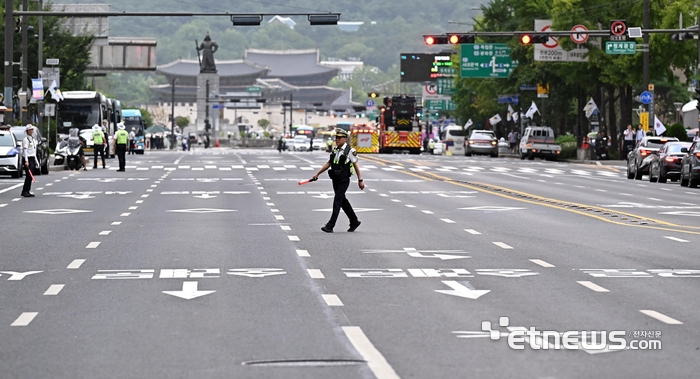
[289, 93, 293, 135]
[642, 0, 650, 130]
[21, 0, 28, 124]
[171, 78, 177, 140]
[38, 0, 44, 134]
[4, 0, 14, 123]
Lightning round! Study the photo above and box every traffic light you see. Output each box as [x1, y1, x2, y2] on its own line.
[424, 35, 448, 45]
[368, 92, 380, 98]
[14, 18, 20, 33]
[205, 119, 211, 131]
[448, 34, 475, 44]
[672, 32, 695, 42]
[520, 34, 549, 44]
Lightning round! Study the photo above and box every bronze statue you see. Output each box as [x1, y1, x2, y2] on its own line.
[196, 33, 219, 73]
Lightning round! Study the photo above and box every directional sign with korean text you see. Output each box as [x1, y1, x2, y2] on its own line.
[426, 99, 457, 111]
[605, 41, 636, 55]
[460, 44, 517, 79]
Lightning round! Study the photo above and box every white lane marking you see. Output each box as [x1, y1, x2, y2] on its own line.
[141, 194, 149, 198]
[422, 210, 434, 214]
[266, 203, 275, 206]
[111, 222, 122, 225]
[120, 213, 130, 217]
[686, 192, 696, 195]
[464, 229, 481, 235]
[146, 189, 153, 192]
[379, 194, 388, 197]
[0, 183, 23, 194]
[322, 294, 343, 306]
[86, 242, 100, 249]
[271, 209, 279, 213]
[493, 242, 513, 249]
[99, 231, 111, 236]
[44, 284, 65, 295]
[660, 188, 672, 191]
[68, 259, 86, 269]
[11, 312, 38, 326]
[594, 189, 607, 192]
[440, 219, 456, 223]
[664, 236, 689, 242]
[574, 185, 586, 189]
[405, 205, 416, 208]
[261, 191, 268, 195]
[529, 259, 555, 268]
[296, 249, 310, 257]
[680, 202, 696, 206]
[288, 236, 300, 241]
[129, 206, 138, 210]
[45, 183, 52, 186]
[619, 193, 633, 196]
[275, 215, 285, 220]
[640, 310, 683, 325]
[150, 185, 157, 188]
[391, 199, 402, 202]
[12, 198, 20, 201]
[0, 204, 6, 207]
[308, 269, 325, 279]
[136, 200, 143, 204]
[257, 186, 265, 190]
[648, 198, 663, 202]
[342, 326, 400, 379]
[577, 281, 609, 292]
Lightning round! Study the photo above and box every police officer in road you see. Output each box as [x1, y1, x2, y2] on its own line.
[115, 123, 129, 172]
[21, 125, 37, 197]
[312, 128, 365, 233]
[92, 124, 106, 169]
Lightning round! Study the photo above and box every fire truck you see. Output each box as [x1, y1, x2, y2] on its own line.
[378, 95, 422, 154]
[350, 123, 379, 153]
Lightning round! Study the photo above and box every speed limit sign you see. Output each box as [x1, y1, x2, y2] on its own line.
[570, 25, 589, 44]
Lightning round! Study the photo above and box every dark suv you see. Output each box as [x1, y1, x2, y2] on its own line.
[12, 126, 50, 175]
[680, 141, 700, 187]
[627, 136, 678, 180]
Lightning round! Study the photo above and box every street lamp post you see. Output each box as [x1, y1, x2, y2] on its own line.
[674, 102, 683, 123]
[171, 78, 177, 149]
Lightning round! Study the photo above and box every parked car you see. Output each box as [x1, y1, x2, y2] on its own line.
[519, 126, 562, 160]
[0, 126, 22, 178]
[627, 136, 679, 180]
[11, 126, 49, 175]
[680, 141, 700, 187]
[648, 141, 691, 183]
[466, 130, 498, 157]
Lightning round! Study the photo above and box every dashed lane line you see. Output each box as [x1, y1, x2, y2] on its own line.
[308, 269, 325, 279]
[664, 236, 689, 243]
[464, 229, 481, 235]
[493, 242, 513, 250]
[86, 242, 100, 249]
[640, 310, 683, 325]
[11, 312, 38, 326]
[99, 231, 111, 235]
[577, 281, 609, 292]
[529, 259, 555, 268]
[342, 326, 400, 379]
[288, 236, 300, 241]
[322, 294, 343, 306]
[280, 225, 291, 231]
[296, 250, 310, 257]
[44, 284, 65, 296]
[111, 221, 122, 225]
[67, 259, 86, 269]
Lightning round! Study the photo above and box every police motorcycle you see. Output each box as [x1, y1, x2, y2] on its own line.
[595, 135, 609, 160]
[54, 128, 84, 170]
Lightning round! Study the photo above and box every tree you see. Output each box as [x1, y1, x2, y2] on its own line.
[257, 118, 270, 130]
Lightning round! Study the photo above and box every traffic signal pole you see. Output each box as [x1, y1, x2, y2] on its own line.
[4, 0, 14, 122]
[643, 0, 650, 127]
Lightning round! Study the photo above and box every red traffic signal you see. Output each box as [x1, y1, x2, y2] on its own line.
[424, 35, 448, 45]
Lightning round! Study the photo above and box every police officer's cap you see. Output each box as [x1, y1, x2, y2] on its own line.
[25, 124, 33, 131]
[92, 124, 100, 130]
[335, 129, 348, 138]
[118, 123, 126, 130]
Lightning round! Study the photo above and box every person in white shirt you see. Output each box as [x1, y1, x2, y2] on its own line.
[21, 125, 37, 197]
[128, 129, 136, 154]
[636, 124, 646, 142]
[622, 124, 635, 159]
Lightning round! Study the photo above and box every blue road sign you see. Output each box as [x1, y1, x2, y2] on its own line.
[640, 91, 653, 105]
[519, 84, 538, 91]
[497, 94, 519, 104]
[212, 104, 225, 109]
[366, 99, 375, 107]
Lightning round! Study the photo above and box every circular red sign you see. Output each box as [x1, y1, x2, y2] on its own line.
[540, 25, 559, 48]
[611, 21, 626, 36]
[570, 25, 589, 44]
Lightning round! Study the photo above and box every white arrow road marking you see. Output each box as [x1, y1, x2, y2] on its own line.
[193, 193, 217, 199]
[435, 281, 490, 299]
[162, 281, 216, 300]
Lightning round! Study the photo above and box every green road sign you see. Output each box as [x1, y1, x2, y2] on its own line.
[460, 44, 517, 79]
[605, 41, 636, 54]
[426, 99, 457, 111]
[436, 78, 455, 95]
[246, 86, 262, 92]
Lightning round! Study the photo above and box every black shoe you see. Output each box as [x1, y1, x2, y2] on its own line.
[21, 192, 30, 197]
[321, 226, 333, 233]
[348, 221, 361, 232]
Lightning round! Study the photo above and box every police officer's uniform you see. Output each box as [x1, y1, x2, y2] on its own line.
[115, 123, 129, 172]
[313, 129, 364, 233]
[92, 124, 106, 169]
[21, 125, 37, 197]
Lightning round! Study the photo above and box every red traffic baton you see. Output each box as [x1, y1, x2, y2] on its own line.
[298, 178, 317, 186]
[28, 166, 37, 183]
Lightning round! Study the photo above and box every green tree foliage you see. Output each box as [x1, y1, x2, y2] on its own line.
[665, 123, 690, 141]
[176, 116, 190, 130]
[0, 2, 94, 94]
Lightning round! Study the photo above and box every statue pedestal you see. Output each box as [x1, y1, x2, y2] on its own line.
[196, 73, 220, 132]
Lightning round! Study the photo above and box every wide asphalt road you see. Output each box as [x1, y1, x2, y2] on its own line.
[1, 148, 698, 379]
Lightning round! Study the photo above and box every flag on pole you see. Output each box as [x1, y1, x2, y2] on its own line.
[489, 113, 502, 126]
[507, 104, 515, 121]
[512, 111, 519, 123]
[583, 98, 598, 118]
[47, 79, 63, 102]
[464, 119, 473, 129]
[525, 101, 539, 119]
[653, 116, 667, 135]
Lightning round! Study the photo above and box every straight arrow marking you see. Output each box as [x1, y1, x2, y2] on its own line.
[435, 281, 490, 299]
[162, 281, 215, 300]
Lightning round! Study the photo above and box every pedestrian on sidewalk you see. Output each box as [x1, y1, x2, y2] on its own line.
[312, 128, 365, 233]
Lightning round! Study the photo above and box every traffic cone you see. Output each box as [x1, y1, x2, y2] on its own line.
[215, 139, 220, 148]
